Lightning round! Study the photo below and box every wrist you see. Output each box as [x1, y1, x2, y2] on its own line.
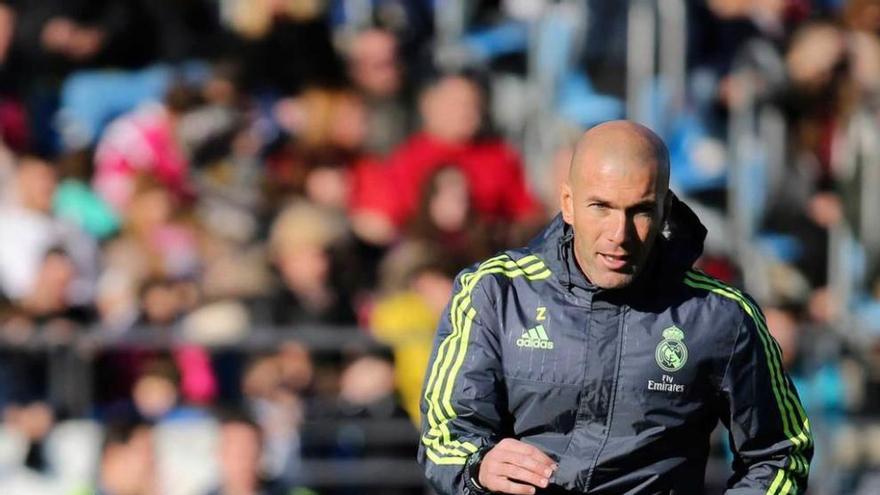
[465, 447, 490, 493]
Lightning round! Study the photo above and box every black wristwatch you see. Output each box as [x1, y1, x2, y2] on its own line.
[465, 448, 490, 493]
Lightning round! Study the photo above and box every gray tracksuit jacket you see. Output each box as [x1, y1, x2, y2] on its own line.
[418, 195, 812, 494]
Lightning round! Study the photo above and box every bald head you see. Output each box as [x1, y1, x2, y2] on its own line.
[560, 120, 672, 289]
[569, 120, 670, 195]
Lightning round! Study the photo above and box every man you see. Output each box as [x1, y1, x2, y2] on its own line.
[418, 121, 812, 494]
[93, 420, 158, 495]
[0, 155, 97, 309]
[206, 410, 289, 495]
[345, 27, 411, 155]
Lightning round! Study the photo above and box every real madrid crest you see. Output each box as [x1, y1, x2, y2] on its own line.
[655, 326, 688, 372]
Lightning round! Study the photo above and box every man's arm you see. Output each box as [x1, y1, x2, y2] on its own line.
[418, 266, 505, 494]
[417, 264, 556, 495]
[719, 298, 813, 494]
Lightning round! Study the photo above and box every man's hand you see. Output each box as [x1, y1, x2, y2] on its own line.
[478, 438, 557, 494]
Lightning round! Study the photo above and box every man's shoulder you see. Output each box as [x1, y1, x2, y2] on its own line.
[455, 249, 553, 292]
[679, 269, 760, 323]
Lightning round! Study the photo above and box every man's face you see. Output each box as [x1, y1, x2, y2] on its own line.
[420, 77, 482, 144]
[561, 155, 666, 289]
[219, 422, 261, 489]
[350, 29, 400, 97]
[101, 427, 156, 494]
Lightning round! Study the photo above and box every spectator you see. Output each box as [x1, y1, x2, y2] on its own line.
[350, 72, 544, 241]
[131, 358, 182, 421]
[267, 200, 357, 327]
[100, 176, 200, 296]
[2, 400, 55, 473]
[335, 351, 405, 420]
[688, 0, 794, 81]
[137, 278, 187, 329]
[370, 241, 458, 423]
[15, 0, 164, 75]
[92, 84, 203, 214]
[241, 352, 306, 486]
[206, 409, 289, 495]
[16, 247, 92, 329]
[266, 88, 372, 218]
[221, 0, 343, 93]
[405, 164, 493, 266]
[0, 155, 97, 312]
[762, 21, 848, 292]
[133, 277, 200, 332]
[12, 0, 181, 154]
[305, 350, 418, 495]
[345, 27, 411, 155]
[94, 419, 158, 495]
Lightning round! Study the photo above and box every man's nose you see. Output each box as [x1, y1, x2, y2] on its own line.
[608, 212, 635, 246]
[606, 211, 630, 245]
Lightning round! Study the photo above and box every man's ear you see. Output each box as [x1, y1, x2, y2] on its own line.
[560, 181, 574, 225]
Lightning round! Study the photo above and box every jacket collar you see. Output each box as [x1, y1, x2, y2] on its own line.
[528, 192, 707, 296]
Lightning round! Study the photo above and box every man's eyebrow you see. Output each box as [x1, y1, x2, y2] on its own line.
[583, 196, 612, 206]
[629, 199, 658, 210]
[582, 197, 657, 210]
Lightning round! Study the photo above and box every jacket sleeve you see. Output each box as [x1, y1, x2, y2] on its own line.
[719, 299, 813, 494]
[418, 267, 506, 495]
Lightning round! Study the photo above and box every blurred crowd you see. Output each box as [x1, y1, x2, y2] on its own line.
[0, 0, 879, 494]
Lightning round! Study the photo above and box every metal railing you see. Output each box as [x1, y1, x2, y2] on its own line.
[725, 39, 788, 301]
[0, 326, 431, 491]
[1, 326, 383, 418]
[626, 0, 688, 132]
[829, 109, 880, 341]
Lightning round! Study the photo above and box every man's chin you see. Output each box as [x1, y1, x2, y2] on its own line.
[594, 271, 636, 290]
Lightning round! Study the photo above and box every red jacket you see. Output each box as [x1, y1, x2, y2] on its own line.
[351, 133, 541, 226]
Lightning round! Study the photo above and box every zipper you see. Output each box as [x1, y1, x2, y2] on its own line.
[583, 305, 628, 492]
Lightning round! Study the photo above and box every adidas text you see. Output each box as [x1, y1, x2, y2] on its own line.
[516, 338, 554, 349]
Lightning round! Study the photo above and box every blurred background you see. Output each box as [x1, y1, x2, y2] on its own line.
[0, 0, 877, 493]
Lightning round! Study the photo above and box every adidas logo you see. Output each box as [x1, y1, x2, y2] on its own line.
[516, 325, 554, 350]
